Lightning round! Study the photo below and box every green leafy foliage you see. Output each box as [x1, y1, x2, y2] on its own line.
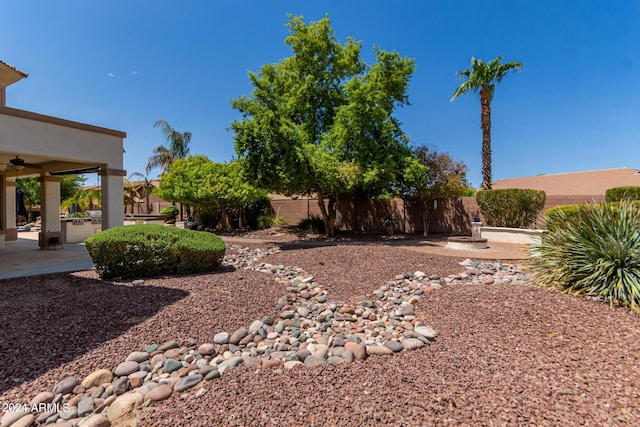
[476, 188, 546, 228]
[531, 200, 640, 311]
[605, 186, 640, 203]
[84, 224, 226, 280]
[298, 214, 326, 234]
[257, 214, 287, 229]
[155, 156, 266, 214]
[230, 14, 416, 236]
[544, 204, 585, 232]
[399, 145, 468, 236]
[160, 206, 179, 221]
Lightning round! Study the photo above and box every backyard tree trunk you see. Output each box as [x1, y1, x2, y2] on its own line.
[422, 200, 437, 237]
[316, 191, 337, 237]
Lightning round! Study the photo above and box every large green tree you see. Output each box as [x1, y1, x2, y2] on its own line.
[401, 145, 469, 236]
[154, 155, 266, 225]
[451, 55, 522, 190]
[146, 119, 192, 176]
[230, 14, 418, 236]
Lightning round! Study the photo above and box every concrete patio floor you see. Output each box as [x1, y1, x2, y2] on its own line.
[0, 231, 532, 280]
[0, 231, 93, 280]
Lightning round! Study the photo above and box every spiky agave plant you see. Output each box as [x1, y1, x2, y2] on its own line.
[530, 200, 640, 310]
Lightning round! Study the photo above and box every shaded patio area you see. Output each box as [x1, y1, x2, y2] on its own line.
[0, 231, 93, 280]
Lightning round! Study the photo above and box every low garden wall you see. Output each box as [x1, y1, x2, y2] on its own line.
[480, 227, 545, 245]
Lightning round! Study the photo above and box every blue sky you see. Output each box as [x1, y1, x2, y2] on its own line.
[2, 1, 639, 188]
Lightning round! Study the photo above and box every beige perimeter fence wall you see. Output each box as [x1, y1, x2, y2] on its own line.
[271, 195, 607, 235]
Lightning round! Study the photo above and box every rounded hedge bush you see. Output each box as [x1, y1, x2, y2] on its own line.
[544, 204, 585, 232]
[476, 188, 546, 228]
[605, 186, 640, 203]
[85, 224, 226, 280]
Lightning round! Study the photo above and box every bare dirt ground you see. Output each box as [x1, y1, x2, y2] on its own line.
[1, 232, 639, 426]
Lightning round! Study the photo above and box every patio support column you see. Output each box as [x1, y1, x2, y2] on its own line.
[38, 175, 62, 249]
[99, 168, 126, 230]
[5, 179, 17, 241]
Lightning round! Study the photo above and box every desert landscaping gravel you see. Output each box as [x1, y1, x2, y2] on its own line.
[2, 243, 640, 426]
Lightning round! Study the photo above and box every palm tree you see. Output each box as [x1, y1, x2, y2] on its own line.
[61, 188, 102, 213]
[146, 119, 192, 176]
[451, 55, 522, 190]
[126, 171, 155, 214]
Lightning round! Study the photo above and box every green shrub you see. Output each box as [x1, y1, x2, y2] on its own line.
[605, 186, 640, 203]
[257, 214, 287, 229]
[85, 224, 226, 280]
[530, 200, 640, 311]
[298, 214, 326, 234]
[476, 188, 546, 228]
[544, 204, 585, 232]
[245, 196, 273, 229]
[160, 205, 179, 222]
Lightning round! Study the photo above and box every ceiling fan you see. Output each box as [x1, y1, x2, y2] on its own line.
[5, 155, 42, 171]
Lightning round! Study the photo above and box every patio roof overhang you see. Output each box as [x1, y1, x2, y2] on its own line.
[0, 105, 126, 249]
[0, 106, 126, 176]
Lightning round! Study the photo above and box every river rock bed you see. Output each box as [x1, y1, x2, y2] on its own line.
[1, 246, 533, 427]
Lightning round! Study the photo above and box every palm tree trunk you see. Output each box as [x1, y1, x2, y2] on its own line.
[480, 85, 492, 190]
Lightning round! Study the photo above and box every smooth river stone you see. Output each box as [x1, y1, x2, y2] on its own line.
[198, 343, 215, 355]
[163, 359, 183, 373]
[144, 384, 173, 402]
[52, 376, 80, 395]
[367, 345, 394, 356]
[219, 356, 244, 370]
[344, 342, 367, 360]
[229, 327, 248, 345]
[303, 355, 326, 367]
[126, 351, 150, 363]
[107, 392, 143, 421]
[9, 414, 35, 427]
[248, 320, 264, 333]
[128, 370, 149, 388]
[157, 340, 180, 352]
[1, 410, 31, 427]
[173, 374, 203, 392]
[261, 315, 275, 326]
[81, 369, 113, 389]
[78, 396, 95, 417]
[384, 340, 404, 352]
[77, 414, 110, 427]
[144, 344, 159, 353]
[114, 360, 139, 376]
[402, 338, 425, 350]
[29, 391, 55, 406]
[414, 325, 438, 339]
[213, 332, 229, 344]
[164, 348, 181, 359]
